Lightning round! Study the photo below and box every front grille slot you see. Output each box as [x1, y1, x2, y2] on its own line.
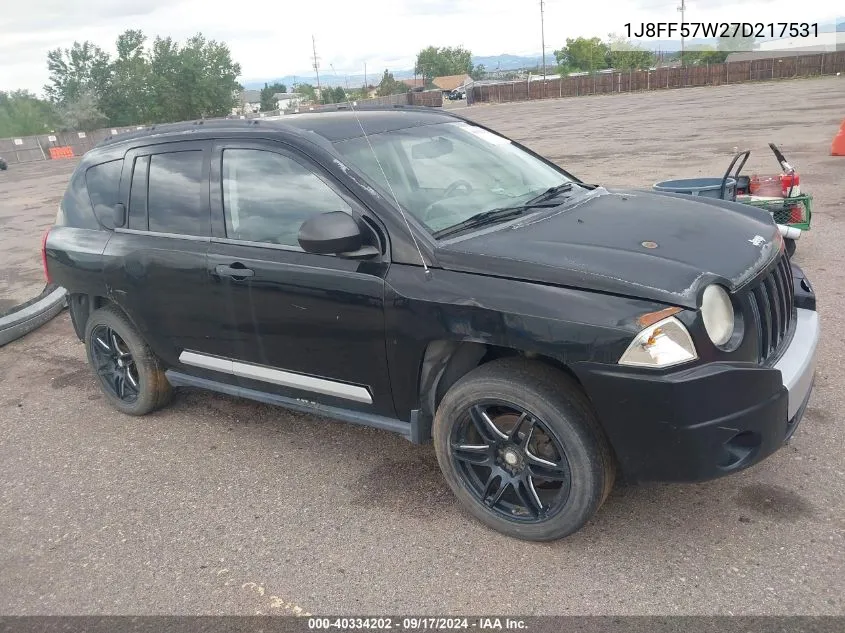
[747, 252, 795, 363]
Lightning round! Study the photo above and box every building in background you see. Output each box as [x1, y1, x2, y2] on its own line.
[235, 89, 262, 114]
[274, 93, 304, 111]
[432, 74, 472, 96]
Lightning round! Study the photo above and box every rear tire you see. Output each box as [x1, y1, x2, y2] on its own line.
[432, 358, 615, 542]
[84, 306, 172, 415]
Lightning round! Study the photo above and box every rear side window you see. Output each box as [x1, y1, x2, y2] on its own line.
[85, 159, 124, 226]
[147, 151, 206, 236]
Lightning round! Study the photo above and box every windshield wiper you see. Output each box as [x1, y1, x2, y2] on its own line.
[431, 183, 580, 240]
[522, 182, 575, 207]
[433, 207, 526, 240]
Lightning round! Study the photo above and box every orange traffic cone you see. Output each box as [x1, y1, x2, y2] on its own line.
[832, 120, 845, 156]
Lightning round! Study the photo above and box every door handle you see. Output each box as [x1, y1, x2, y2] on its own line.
[214, 264, 254, 279]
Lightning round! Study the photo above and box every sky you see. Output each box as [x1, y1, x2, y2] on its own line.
[0, 0, 841, 95]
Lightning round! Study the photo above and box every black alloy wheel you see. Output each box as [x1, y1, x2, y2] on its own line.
[89, 325, 140, 403]
[83, 305, 172, 415]
[450, 402, 571, 523]
[433, 358, 615, 541]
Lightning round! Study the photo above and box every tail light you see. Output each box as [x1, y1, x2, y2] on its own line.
[41, 228, 52, 284]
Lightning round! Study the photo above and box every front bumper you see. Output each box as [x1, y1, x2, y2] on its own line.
[573, 306, 819, 483]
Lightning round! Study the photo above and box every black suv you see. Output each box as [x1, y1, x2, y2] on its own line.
[43, 107, 819, 541]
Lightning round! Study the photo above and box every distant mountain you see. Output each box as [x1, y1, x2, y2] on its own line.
[240, 53, 548, 89]
[472, 54, 545, 70]
[241, 69, 418, 90]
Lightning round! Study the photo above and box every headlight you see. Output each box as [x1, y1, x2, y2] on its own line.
[701, 284, 734, 346]
[618, 316, 698, 368]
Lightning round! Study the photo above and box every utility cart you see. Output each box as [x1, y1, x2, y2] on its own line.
[653, 143, 812, 256]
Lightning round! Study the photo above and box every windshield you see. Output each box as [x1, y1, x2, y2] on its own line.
[332, 121, 575, 235]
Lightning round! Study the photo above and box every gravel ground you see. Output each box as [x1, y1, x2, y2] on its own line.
[0, 77, 843, 615]
[0, 158, 80, 312]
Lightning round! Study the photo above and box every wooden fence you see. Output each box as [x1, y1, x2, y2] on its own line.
[467, 51, 845, 105]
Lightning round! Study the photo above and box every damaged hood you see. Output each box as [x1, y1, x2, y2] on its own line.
[434, 187, 781, 309]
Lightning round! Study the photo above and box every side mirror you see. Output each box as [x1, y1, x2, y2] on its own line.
[298, 211, 378, 259]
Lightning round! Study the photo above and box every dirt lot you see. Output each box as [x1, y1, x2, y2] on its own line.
[0, 77, 843, 615]
[0, 159, 80, 312]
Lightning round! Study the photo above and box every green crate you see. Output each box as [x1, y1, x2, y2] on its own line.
[736, 193, 813, 231]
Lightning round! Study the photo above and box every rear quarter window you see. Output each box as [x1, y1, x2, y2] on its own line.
[85, 159, 124, 227]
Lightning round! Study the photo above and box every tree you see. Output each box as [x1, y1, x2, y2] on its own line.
[682, 46, 729, 65]
[554, 37, 609, 73]
[0, 90, 58, 136]
[607, 35, 656, 70]
[414, 46, 473, 85]
[44, 41, 112, 105]
[99, 30, 150, 126]
[43, 30, 242, 127]
[376, 70, 408, 96]
[295, 82, 317, 102]
[332, 86, 347, 103]
[470, 64, 486, 80]
[58, 90, 108, 131]
[260, 81, 287, 111]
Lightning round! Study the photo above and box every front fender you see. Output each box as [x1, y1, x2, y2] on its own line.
[384, 265, 677, 419]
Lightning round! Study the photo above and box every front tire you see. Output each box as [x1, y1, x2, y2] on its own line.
[84, 306, 172, 415]
[433, 358, 615, 542]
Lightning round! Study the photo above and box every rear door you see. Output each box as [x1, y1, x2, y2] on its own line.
[102, 140, 241, 373]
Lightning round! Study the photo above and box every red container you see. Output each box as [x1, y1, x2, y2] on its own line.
[749, 175, 783, 197]
[749, 173, 800, 197]
[780, 173, 800, 196]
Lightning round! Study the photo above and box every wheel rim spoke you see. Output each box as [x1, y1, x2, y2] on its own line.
[508, 412, 530, 442]
[527, 458, 569, 482]
[482, 473, 508, 507]
[451, 442, 492, 466]
[469, 405, 508, 442]
[514, 477, 543, 518]
[125, 367, 139, 390]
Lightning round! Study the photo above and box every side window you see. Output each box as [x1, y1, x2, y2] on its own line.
[147, 151, 207, 236]
[85, 159, 124, 226]
[222, 148, 352, 247]
[128, 156, 149, 230]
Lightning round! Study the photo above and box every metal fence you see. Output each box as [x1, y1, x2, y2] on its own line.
[467, 51, 845, 105]
[0, 90, 444, 165]
[0, 125, 148, 165]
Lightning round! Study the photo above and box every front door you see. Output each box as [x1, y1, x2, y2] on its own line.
[201, 141, 395, 417]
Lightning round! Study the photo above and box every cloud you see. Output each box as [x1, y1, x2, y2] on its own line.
[0, 0, 180, 31]
[1, 0, 841, 95]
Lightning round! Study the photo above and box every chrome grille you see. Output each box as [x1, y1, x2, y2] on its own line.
[748, 252, 795, 363]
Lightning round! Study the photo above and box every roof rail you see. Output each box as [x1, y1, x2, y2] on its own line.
[285, 103, 464, 118]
